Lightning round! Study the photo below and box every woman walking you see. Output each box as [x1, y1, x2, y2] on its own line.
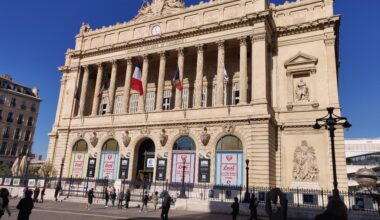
[105, 190, 109, 207]
[110, 188, 116, 207]
[87, 188, 95, 210]
[152, 191, 159, 210]
[16, 190, 34, 220]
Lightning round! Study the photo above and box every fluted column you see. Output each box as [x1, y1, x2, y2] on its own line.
[91, 63, 103, 116]
[239, 37, 248, 105]
[194, 44, 204, 108]
[175, 48, 185, 110]
[216, 41, 225, 107]
[107, 60, 118, 114]
[79, 65, 90, 117]
[123, 58, 133, 113]
[251, 30, 268, 105]
[138, 55, 150, 113]
[155, 51, 167, 111]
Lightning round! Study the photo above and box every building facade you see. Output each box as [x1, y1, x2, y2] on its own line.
[0, 75, 41, 165]
[47, 0, 348, 190]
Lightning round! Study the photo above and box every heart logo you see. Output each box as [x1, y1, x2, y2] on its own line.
[108, 155, 113, 160]
[181, 155, 187, 161]
[226, 155, 233, 161]
[227, 180, 231, 185]
[77, 155, 82, 160]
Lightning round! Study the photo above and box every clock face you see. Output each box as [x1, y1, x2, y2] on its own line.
[151, 25, 161, 35]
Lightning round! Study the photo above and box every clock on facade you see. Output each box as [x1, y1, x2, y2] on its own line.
[151, 25, 161, 35]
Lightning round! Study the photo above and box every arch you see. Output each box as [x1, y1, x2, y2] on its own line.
[102, 139, 119, 152]
[216, 135, 243, 151]
[210, 130, 247, 152]
[173, 136, 196, 151]
[132, 137, 156, 183]
[72, 139, 88, 152]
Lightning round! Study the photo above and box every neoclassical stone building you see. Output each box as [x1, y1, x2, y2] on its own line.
[47, 0, 348, 190]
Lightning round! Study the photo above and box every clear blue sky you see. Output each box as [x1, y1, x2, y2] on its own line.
[0, 0, 379, 157]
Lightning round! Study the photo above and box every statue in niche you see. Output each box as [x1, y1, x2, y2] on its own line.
[293, 140, 319, 182]
[90, 132, 98, 148]
[295, 79, 310, 102]
[159, 129, 168, 146]
[200, 126, 211, 146]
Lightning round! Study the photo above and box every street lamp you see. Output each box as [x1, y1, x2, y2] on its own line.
[178, 159, 187, 198]
[243, 159, 250, 203]
[58, 157, 64, 188]
[313, 107, 351, 199]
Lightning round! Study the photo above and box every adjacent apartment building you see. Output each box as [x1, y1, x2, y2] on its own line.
[0, 74, 41, 165]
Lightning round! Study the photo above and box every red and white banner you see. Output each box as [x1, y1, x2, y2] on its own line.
[71, 153, 85, 178]
[100, 153, 118, 180]
[215, 152, 243, 186]
[171, 153, 195, 184]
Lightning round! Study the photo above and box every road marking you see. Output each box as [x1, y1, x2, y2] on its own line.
[33, 209, 128, 219]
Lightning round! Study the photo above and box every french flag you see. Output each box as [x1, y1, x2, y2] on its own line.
[172, 68, 182, 91]
[131, 61, 143, 95]
[98, 74, 109, 97]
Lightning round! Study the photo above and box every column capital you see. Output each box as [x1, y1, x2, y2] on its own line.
[125, 57, 133, 65]
[83, 65, 89, 71]
[251, 32, 266, 43]
[239, 36, 248, 46]
[217, 40, 225, 49]
[177, 47, 185, 56]
[196, 44, 205, 53]
[159, 51, 168, 59]
[96, 62, 104, 69]
[110, 59, 118, 66]
[142, 54, 151, 61]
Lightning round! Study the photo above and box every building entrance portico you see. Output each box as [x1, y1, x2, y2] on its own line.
[133, 138, 155, 182]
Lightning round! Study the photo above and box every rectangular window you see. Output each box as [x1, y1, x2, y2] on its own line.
[17, 114, 23, 124]
[0, 109, 2, 121]
[182, 88, 189, 109]
[113, 95, 123, 114]
[0, 142, 6, 155]
[27, 117, 33, 126]
[129, 93, 139, 113]
[202, 85, 208, 107]
[24, 130, 30, 141]
[163, 90, 172, 111]
[10, 97, 16, 107]
[0, 95, 5, 104]
[20, 101, 27, 110]
[6, 112, 13, 123]
[232, 82, 240, 105]
[11, 143, 17, 156]
[14, 128, 20, 140]
[31, 103, 36, 112]
[145, 91, 156, 112]
[3, 127, 10, 138]
[98, 97, 108, 115]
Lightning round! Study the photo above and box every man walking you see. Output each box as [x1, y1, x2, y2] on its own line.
[117, 190, 124, 209]
[87, 188, 95, 210]
[125, 189, 131, 209]
[54, 184, 61, 202]
[161, 191, 171, 220]
[248, 194, 259, 220]
[140, 191, 149, 212]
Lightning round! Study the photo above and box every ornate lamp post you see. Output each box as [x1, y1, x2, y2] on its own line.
[178, 159, 187, 198]
[313, 107, 351, 199]
[355, 167, 380, 213]
[243, 159, 251, 203]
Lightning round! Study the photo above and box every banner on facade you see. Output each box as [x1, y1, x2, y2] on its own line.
[171, 153, 195, 184]
[71, 153, 86, 178]
[99, 153, 118, 180]
[215, 152, 243, 186]
[119, 158, 129, 179]
[155, 158, 167, 181]
[198, 159, 211, 183]
[87, 158, 96, 178]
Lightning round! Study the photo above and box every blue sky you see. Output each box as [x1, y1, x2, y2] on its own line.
[0, 0, 379, 157]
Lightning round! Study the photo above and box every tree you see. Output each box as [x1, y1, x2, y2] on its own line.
[0, 164, 12, 176]
[38, 161, 56, 178]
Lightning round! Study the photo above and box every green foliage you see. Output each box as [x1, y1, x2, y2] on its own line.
[0, 164, 12, 176]
[38, 161, 57, 178]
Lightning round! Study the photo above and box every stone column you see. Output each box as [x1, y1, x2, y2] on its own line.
[216, 41, 225, 107]
[239, 37, 248, 105]
[91, 63, 103, 116]
[155, 51, 167, 111]
[79, 65, 90, 117]
[251, 28, 268, 105]
[194, 44, 204, 108]
[325, 34, 339, 106]
[107, 60, 118, 114]
[123, 58, 133, 113]
[138, 55, 150, 113]
[174, 48, 185, 110]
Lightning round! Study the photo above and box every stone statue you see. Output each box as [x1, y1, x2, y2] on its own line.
[135, 0, 185, 21]
[79, 23, 91, 35]
[292, 140, 319, 182]
[122, 131, 131, 148]
[159, 129, 168, 146]
[295, 79, 310, 102]
[200, 126, 211, 146]
[90, 132, 98, 148]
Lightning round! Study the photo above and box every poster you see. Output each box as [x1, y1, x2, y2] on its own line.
[71, 153, 86, 178]
[37, 179, 45, 187]
[146, 158, 155, 168]
[99, 153, 118, 180]
[119, 158, 129, 179]
[12, 178, 20, 186]
[87, 158, 96, 178]
[198, 159, 210, 183]
[4, 178, 11, 186]
[215, 152, 243, 186]
[28, 179, 36, 187]
[155, 159, 167, 181]
[0, 178, 3, 185]
[171, 153, 195, 184]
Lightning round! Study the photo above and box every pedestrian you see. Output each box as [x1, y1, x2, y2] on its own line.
[152, 191, 159, 210]
[105, 190, 109, 207]
[0, 188, 11, 219]
[314, 198, 348, 220]
[125, 189, 131, 209]
[54, 184, 61, 202]
[40, 188, 45, 203]
[231, 197, 239, 220]
[33, 187, 40, 203]
[161, 191, 171, 220]
[248, 193, 259, 220]
[87, 188, 95, 210]
[117, 190, 124, 209]
[22, 187, 29, 199]
[110, 188, 116, 207]
[16, 190, 34, 220]
[140, 191, 149, 212]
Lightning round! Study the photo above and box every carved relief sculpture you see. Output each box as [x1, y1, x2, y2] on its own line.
[90, 132, 98, 148]
[179, 126, 189, 136]
[295, 79, 310, 102]
[122, 131, 131, 148]
[292, 140, 319, 182]
[200, 126, 211, 146]
[223, 123, 235, 134]
[159, 129, 168, 146]
[135, 0, 185, 22]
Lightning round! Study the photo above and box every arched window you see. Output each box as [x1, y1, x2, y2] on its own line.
[102, 139, 119, 151]
[173, 136, 196, 151]
[72, 140, 88, 152]
[216, 135, 243, 151]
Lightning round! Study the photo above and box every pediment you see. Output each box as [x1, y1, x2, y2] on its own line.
[134, 0, 186, 23]
[284, 52, 318, 68]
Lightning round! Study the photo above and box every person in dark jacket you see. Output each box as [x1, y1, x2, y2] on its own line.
[248, 193, 259, 220]
[16, 190, 34, 220]
[118, 190, 124, 209]
[33, 187, 40, 203]
[140, 191, 149, 212]
[104, 190, 109, 207]
[87, 188, 95, 210]
[40, 188, 45, 203]
[110, 188, 116, 207]
[231, 197, 239, 220]
[161, 191, 171, 220]
[314, 198, 348, 220]
[125, 189, 131, 209]
[54, 184, 61, 202]
[0, 188, 11, 219]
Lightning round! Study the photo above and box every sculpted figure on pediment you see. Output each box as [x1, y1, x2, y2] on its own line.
[135, 0, 185, 22]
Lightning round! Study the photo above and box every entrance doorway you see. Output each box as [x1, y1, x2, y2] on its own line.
[135, 138, 155, 183]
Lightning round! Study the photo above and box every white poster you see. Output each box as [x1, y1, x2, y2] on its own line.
[99, 153, 118, 180]
[171, 153, 195, 184]
[215, 152, 243, 186]
[71, 153, 86, 178]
